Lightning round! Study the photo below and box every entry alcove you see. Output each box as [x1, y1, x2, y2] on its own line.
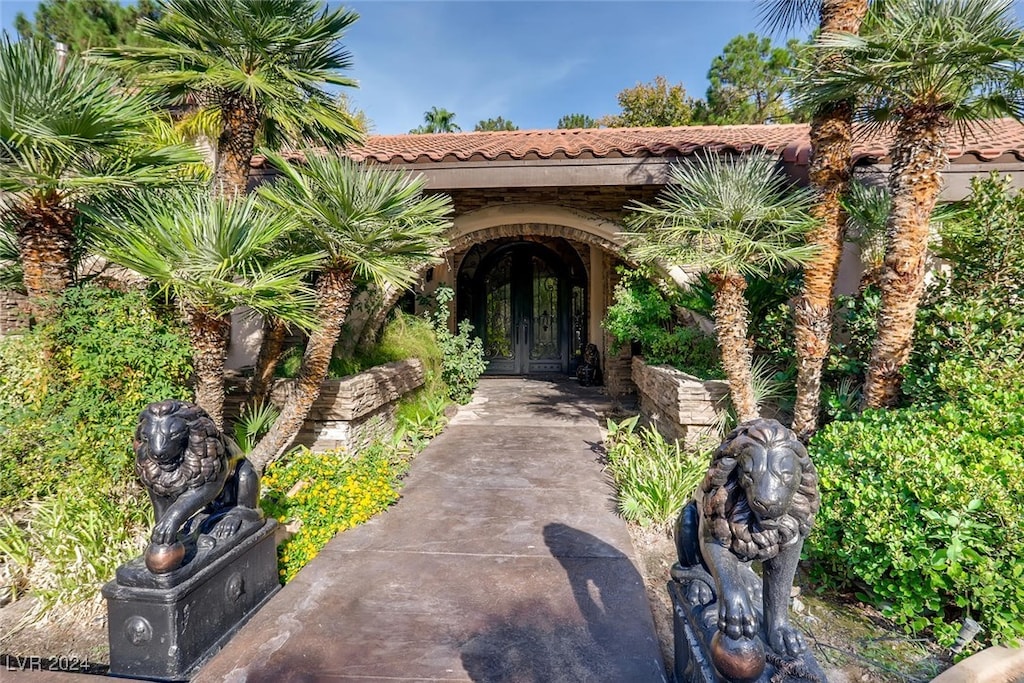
[456, 236, 588, 376]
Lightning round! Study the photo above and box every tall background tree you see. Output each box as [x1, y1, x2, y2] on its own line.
[410, 106, 461, 133]
[624, 153, 818, 422]
[799, 0, 1024, 409]
[474, 116, 518, 132]
[601, 76, 699, 127]
[760, 0, 869, 439]
[249, 152, 453, 470]
[557, 113, 597, 129]
[15, 0, 161, 54]
[92, 0, 363, 197]
[704, 32, 805, 124]
[0, 37, 195, 322]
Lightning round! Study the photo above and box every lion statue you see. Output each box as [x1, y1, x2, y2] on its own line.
[134, 399, 261, 573]
[674, 418, 819, 661]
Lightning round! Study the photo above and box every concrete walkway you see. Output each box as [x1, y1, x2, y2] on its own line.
[197, 377, 667, 682]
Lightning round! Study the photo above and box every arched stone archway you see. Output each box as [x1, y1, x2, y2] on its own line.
[448, 204, 627, 256]
[432, 204, 632, 382]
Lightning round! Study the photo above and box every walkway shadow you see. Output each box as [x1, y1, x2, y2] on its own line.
[460, 523, 664, 682]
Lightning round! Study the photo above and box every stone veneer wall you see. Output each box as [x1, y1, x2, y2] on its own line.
[227, 358, 425, 453]
[0, 291, 31, 335]
[632, 357, 729, 446]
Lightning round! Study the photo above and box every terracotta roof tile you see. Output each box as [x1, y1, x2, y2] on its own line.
[252, 119, 1024, 169]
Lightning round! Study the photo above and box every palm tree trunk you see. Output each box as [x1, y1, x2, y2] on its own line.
[861, 111, 951, 409]
[356, 282, 404, 352]
[184, 304, 232, 429]
[14, 202, 77, 322]
[215, 94, 260, 197]
[790, 0, 868, 440]
[250, 317, 289, 403]
[710, 272, 758, 423]
[249, 266, 355, 472]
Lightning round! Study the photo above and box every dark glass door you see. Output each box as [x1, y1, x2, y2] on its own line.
[477, 244, 569, 374]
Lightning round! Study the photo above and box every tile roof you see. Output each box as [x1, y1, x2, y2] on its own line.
[340, 118, 1024, 166]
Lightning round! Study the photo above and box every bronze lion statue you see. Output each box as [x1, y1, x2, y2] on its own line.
[134, 399, 261, 573]
[674, 418, 819, 661]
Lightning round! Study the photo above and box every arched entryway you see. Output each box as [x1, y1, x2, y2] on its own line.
[457, 239, 587, 375]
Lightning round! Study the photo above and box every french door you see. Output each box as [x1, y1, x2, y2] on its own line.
[477, 244, 569, 374]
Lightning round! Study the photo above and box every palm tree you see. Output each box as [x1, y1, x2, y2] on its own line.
[248, 152, 453, 471]
[624, 153, 819, 422]
[88, 188, 322, 427]
[759, 0, 870, 439]
[410, 106, 461, 134]
[0, 37, 195, 322]
[798, 0, 1024, 408]
[91, 0, 363, 197]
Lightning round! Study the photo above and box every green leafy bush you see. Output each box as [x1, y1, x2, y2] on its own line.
[0, 284, 192, 508]
[603, 268, 723, 378]
[428, 286, 486, 403]
[260, 446, 403, 583]
[0, 284, 191, 609]
[604, 416, 710, 529]
[806, 365, 1024, 649]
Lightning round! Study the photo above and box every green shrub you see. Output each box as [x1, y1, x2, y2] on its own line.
[604, 416, 710, 529]
[0, 284, 191, 609]
[603, 268, 723, 378]
[427, 286, 486, 403]
[806, 365, 1024, 649]
[260, 446, 402, 583]
[0, 284, 192, 508]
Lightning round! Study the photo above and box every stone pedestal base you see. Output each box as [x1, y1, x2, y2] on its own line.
[669, 580, 826, 683]
[102, 519, 279, 681]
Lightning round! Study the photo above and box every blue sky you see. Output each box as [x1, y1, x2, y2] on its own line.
[2, 0, 1023, 134]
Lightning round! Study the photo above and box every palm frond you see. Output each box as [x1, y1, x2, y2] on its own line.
[757, 0, 821, 34]
[622, 151, 820, 280]
[259, 151, 453, 290]
[85, 187, 322, 329]
[794, 0, 1024, 127]
[89, 0, 363, 150]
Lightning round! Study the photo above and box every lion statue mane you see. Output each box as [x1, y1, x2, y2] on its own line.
[701, 420, 819, 563]
[675, 418, 820, 663]
[134, 399, 260, 573]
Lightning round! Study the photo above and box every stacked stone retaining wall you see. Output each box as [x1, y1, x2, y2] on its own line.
[631, 357, 728, 447]
[227, 358, 425, 453]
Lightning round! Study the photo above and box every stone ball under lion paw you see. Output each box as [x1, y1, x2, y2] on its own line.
[145, 541, 186, 574]
[710, 631, 766, 683]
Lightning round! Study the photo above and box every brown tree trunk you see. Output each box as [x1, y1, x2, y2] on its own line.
[356, 282, 404, 352]
[184, 304, 232, 429]
[336, 282, 387, 359]
[14, 201, 77, 323]
[710, 272, 758, 423]
[214, 94, 260, 198]
[250, 317, 289, 404]
[861, 111, 950, 409]
[249, 266, 355, 472]
[790, 0, 868, 440]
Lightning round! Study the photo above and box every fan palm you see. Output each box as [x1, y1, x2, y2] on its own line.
[411, 106, 461, 134]
[88, 189, 322, 427]
[91, 0, 363, 197]
[0, 36, 196, 321]
[797, 0, 1024, 408]
[624, 153, 819, 422]
[248, 152, 453, 471]
[759, 0, 870, 439]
